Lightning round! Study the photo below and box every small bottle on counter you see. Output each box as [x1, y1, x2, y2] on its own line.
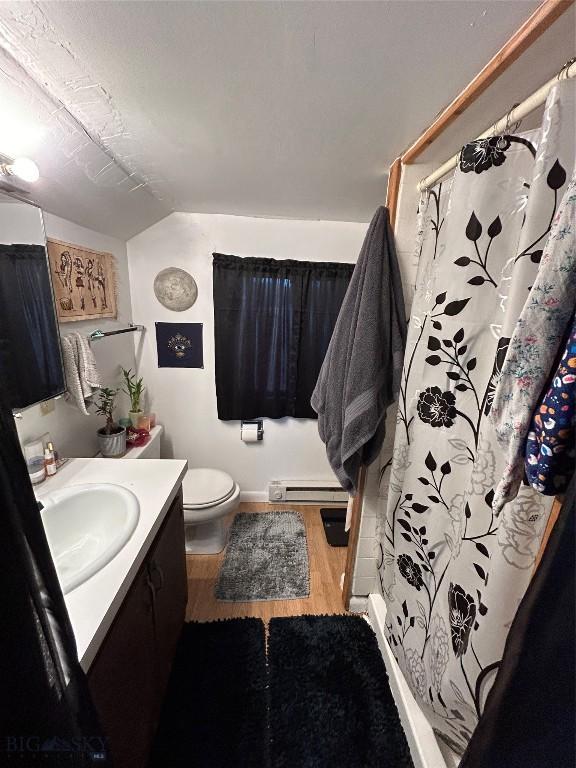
[44, 442, 57, 476]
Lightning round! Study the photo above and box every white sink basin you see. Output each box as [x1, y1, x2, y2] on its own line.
[40, 483, 140, 594]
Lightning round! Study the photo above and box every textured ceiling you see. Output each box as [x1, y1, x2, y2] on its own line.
[1, 0, 565, 239]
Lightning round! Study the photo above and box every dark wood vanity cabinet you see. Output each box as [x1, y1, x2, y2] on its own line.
[88, 489, 187, 768]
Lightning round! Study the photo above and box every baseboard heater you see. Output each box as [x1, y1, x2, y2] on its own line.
[268, 479, 347, 504]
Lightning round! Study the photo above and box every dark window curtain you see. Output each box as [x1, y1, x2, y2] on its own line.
[0, 386, 111, 765]
[0, 244, 65, 410]
[213, 253, 353, 420]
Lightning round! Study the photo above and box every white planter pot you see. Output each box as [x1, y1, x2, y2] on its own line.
[97, 427, 127, 457]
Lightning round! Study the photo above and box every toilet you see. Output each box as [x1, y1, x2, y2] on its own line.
[180, 467, 240, 554]
[123, 425, 240, 554]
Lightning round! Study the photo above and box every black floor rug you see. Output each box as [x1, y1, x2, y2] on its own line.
[150, 616, 413, 768]
[149, 618, 267, 768]
[320, 507, 350, 547]
[268, 615, 414, 768]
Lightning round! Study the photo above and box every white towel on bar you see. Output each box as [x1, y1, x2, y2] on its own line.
[61, 332, 102, 414]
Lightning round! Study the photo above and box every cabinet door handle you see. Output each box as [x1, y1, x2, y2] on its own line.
[148, 561, 164, 592]
[155, 563, 165, 591]
[146, 576, 156, 609]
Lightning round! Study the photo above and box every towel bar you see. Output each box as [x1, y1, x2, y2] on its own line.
[88, 324, 145, 340]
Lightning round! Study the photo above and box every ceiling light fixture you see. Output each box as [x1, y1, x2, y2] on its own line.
[0, 156, 40, 184]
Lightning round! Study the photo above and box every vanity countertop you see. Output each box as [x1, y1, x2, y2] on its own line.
[35, 457, 188, 671]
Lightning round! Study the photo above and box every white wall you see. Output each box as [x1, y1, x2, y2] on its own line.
[128, 212, 368, 497]
[14, 211, 135, 458]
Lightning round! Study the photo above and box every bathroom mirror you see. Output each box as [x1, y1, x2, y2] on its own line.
[0, 189, 66, 410]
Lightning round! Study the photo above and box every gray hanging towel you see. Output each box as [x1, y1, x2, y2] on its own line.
[311, 206, 407, 493]
[61, 332, 102, 414]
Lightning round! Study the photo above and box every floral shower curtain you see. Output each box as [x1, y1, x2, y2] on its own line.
[376, 80, 575, 755]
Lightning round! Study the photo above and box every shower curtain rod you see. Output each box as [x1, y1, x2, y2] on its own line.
[417, 59, 576, 192]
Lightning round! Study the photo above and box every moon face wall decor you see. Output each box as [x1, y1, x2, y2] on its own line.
[154, 267, 198, 311]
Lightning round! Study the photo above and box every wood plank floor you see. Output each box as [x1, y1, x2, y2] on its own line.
[185, 503, 348, 622]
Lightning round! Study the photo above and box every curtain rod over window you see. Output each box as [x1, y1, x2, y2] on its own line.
[417, 59, 576, 192]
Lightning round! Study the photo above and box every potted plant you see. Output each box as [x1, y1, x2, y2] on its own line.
[95, 387, 126, 457]
[122, 367, 145, 427]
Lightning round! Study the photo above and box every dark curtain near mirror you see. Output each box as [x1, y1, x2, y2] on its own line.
[213, 253, 354, 420]
[0, 245, 65, 410]
[459, 470, 575, 768]
[0, 388, 110, 765]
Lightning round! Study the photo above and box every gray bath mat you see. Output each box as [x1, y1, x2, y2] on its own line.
[215, 511, 309, 602]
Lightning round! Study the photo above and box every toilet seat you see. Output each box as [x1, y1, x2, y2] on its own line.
[183, 482, 240, 526]
[182, 467, 235, 509]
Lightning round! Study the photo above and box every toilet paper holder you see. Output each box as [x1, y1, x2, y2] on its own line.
[241, 419, 264, 441]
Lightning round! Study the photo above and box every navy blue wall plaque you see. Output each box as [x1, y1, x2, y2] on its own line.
[155, 322, 203, 368]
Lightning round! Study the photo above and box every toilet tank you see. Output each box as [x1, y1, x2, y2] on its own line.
[126, 425, 163, 459]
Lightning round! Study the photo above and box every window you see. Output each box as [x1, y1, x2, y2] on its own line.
[213, 252, 354, 420]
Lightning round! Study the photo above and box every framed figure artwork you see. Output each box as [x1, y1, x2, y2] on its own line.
[47, 238, 118, 322]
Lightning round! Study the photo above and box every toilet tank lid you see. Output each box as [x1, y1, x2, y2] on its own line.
[182, 468, 235, 507]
